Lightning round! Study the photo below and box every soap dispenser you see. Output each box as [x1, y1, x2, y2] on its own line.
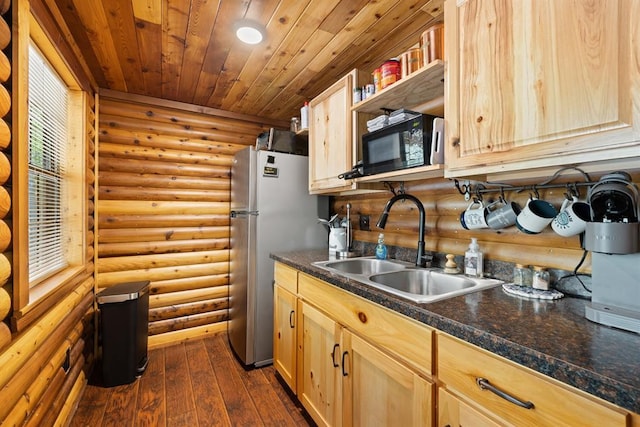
[375, 233, 388, 260]
[464, 238, 483, 278]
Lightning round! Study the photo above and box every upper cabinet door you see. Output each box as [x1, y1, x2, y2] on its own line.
[308, 72, 355, 194]
[444, 0, 640, 177]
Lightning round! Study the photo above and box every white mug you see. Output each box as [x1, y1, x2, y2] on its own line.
[551, 196, 591, 237]
[329, 227, 347, 252]
[460, 200, 488, 230]
[516, 197, 558, 234]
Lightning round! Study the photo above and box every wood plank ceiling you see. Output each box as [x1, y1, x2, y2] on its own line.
[53, 0, 444, 121]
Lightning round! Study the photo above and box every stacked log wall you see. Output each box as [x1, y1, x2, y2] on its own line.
[96, 91, 284, 348]
[333, 172, 640, 274]
[0, 1, 97, 424]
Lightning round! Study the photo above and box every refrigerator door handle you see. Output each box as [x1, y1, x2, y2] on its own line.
[230, 210, 259, 218]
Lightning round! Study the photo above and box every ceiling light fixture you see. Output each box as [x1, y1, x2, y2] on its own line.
[235, 19, 265, 45]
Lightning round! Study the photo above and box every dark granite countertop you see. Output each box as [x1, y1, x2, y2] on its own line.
[271, 249, 640, 414]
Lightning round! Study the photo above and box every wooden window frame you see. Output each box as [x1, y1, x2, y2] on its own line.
[11, 5, 88, 331]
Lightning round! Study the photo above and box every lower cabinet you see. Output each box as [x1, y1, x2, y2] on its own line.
[342, 329, 433, 426]
[273, 284, 298, 392]
[297, 301, 343, 426]
[437, 333, 630, 427]
[274, 262, 634, 427]
[273, 262, 435, 427]
[438, 388, 506, 427]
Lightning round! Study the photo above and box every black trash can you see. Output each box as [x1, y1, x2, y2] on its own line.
[97, 280, 150, 387]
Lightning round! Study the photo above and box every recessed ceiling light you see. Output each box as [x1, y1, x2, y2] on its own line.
[235, 20, 265, 45]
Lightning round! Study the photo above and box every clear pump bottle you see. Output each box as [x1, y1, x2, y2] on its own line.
[464, 238, 483, 278]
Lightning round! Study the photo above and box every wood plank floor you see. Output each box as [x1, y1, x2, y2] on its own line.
[70, 333, 313, 426]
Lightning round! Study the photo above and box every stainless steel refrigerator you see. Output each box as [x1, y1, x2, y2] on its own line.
[229, 147, 328, 367]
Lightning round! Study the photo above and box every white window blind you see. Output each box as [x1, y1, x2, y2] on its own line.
[28, 42, 70, 285]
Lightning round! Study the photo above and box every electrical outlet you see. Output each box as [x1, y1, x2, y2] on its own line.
[359, 215, 370, 231]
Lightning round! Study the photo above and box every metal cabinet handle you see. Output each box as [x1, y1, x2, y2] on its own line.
[331, 344, 340, 368]
[341, 351, 349, 377]
[476, 377, 534, 409]
[289, 310, 295, 328]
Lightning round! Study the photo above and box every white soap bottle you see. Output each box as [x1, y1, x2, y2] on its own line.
[464, 238, 483, 278]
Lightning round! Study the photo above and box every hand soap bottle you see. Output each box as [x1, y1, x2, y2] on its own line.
[464, 238, 483, 278]
[375, 233, 388, 260]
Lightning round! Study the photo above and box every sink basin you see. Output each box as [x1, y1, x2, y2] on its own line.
[313, 257, 502, 303]
[323, 258, 407, 275]
[369, 270, 475, 296]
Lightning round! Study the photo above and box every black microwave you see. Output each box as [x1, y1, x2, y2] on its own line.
[361, 114, 440, 176]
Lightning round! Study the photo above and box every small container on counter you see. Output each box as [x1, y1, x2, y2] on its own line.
[532, 266, 550, 290]
[513, 264, 533, 286]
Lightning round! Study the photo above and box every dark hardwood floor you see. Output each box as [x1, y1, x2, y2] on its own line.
[70, 333, 312, 426]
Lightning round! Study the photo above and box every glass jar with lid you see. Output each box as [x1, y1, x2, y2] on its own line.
[532, 266, 550, 290]
[513, 264, 532, 286]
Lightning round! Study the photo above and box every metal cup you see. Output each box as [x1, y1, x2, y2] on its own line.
[486, 199, 521, 230]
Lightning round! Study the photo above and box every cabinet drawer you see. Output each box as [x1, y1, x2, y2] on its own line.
[274, 262, 298, 294]
[299, 272, 433, 376]
[437, 333, 628, 426]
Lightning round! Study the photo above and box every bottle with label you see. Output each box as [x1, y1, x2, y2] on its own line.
[300, 101, 309, 130]
[464, 238, 483, 278]
[375, 233, 388, 260]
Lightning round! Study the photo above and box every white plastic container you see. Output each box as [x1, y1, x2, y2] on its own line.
[464, 237, 483, 278]
[300, 101, 309, 130]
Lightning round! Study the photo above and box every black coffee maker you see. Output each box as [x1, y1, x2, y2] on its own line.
[583, 171, 640, 334]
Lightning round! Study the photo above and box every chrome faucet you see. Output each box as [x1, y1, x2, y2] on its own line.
[376, 193, 431, 268]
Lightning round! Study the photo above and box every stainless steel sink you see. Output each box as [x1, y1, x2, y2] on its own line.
[323, 258, 407, 275]
[313, 257, 502, 303]
[369, 270, 475, 295]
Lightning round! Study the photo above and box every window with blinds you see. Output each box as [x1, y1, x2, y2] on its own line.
[28, 42, 70, 285]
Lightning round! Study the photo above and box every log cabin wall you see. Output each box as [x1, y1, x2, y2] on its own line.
[333, 172, 640, 276]
[0, 0, 97, 424]
[96, 91, 284, 348]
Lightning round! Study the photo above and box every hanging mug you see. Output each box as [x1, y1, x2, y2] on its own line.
[460, 199, 488, 230]
[551, 196, 591, 237]
[516, 196, 558, 234]
[486, 198, 521, 230]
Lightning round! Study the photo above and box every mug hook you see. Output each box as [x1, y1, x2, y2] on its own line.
[529, 186, 540, 200]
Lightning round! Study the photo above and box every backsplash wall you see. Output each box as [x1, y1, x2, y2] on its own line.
[331, 171, 640, 280]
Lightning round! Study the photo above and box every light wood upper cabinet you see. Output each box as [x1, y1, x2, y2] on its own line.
[444, 0, 640, 177]
[308, 70, 360, 195]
